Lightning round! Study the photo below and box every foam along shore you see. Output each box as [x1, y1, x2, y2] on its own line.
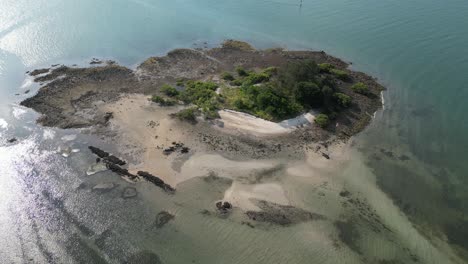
[217, 109, 316, 136]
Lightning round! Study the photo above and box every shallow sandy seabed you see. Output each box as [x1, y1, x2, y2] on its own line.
[93, 93, 465, 264]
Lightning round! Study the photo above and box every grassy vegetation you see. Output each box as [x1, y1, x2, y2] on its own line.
[351, 82, 369, 95]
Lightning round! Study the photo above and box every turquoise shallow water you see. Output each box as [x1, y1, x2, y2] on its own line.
[1, 0, 468, 263]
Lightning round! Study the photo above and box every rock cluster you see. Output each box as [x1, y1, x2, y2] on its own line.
[88, 146, 175, 193]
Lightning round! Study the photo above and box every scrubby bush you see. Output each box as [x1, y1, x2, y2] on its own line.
[176, 79, 185, 86]
[331, 69, 350, 81]
[161, 84, 179, 97]
[221, 72, 235, 81]
[262, 67, 278, 77]
[151, 95, 176, 106]
[245, 72, 270, 85]
[334, 93, 352, 107]
[315, 114, 329, 128]
[230, 79, 243, 86]
[318, 63, 334, 73]
[174, 107, 198, 122]
[236, 66, 248, 76]
[351, 82, 369, 95]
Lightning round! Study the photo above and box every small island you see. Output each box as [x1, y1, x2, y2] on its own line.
[21, 40, 383, 188]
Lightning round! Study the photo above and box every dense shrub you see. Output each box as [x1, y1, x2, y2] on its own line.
[236, 66, 248, 76]
[221, 72, 235, 81]
[334, 93, 352, 107]
[315, 114, 329, 128]
[174, 107, 198, 122]
[331, 69, 350, 81]
[151, 95, 176, 106]
[351, 82, 369, 95]
[161, 84, 179, 97]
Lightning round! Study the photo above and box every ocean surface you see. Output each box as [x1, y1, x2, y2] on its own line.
[1, 0, 467, 263]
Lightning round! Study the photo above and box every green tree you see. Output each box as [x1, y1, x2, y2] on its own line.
[334, 93, 352, 107]
[295, 82, 323, 108]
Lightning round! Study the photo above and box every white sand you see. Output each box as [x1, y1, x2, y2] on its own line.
[217, 109, 316, 136]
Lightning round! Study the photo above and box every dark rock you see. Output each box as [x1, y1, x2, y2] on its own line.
[88, 146, 109, 158]
[223, 202, 232, 209]
[137, 171, 175, 193]
[103, 112, 113, 123]
[216, 200, 233, 213]
[339, 190, 351, 198]
[90, 58, 102, 65]
[107, 163, 137, 179]
[29, 68, 49, 76]
[122, 187, 137, 198]
[322, 153, 330, 159]
[7, 138, 17, 143]
[163, 142, 188, 155]
[155, 211, 175, 228]
[163, 146, 176, 155]
[181, 147, 190, 153]
[104, 155, 126, 166]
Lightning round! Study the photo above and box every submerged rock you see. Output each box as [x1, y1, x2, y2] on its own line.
[125, 251, 162, 264]
[86, 162, 108, 176]
[216, 201, 233, 213]
[155, 211, 175, 228]
[246, 200, 326, 226]
[92, 182, 117, 192]
[122, 187, 137, 198]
